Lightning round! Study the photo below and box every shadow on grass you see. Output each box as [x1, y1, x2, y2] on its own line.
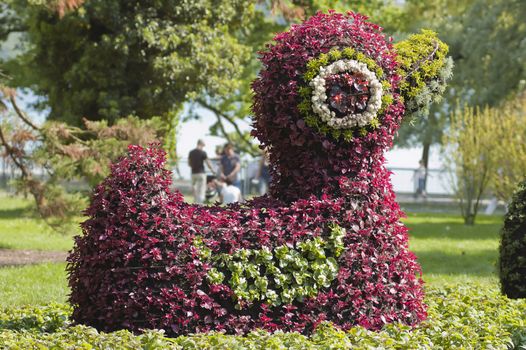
[0, 207, 34, 220]
[414, 249, 497, 277]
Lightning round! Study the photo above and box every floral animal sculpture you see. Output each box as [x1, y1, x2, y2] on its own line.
[68, 11, 452, 335]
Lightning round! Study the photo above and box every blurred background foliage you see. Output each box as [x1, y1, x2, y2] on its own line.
[0, 0, 525, 226]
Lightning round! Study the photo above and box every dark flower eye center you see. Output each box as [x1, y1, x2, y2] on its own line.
[326, 72, 371, 117]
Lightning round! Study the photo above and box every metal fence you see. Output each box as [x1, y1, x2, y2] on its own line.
[172, 158, 452, 196]
[0, 157, 453, 196]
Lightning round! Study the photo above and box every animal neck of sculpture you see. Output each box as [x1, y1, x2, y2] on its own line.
[269, 143, 389, 203]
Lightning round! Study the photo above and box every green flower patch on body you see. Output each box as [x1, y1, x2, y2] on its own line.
[299, 48, 393, 141]
[198, 224, 346, 307]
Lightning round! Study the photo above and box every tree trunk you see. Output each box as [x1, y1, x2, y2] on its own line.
[421, 141, 431, 191]
[463, 183, 476, 225]
[464, 213, 475, 225]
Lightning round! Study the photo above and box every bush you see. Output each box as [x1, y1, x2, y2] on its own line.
[68, 143, 426, 335]
[0, 304, 71, 333]
[68, 9, 450, 335]
[1, 285, 525, 349]
[499, 179, 526, 298]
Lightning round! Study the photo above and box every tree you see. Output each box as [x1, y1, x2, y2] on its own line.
[189, 7, 284, 156]
[0, 0, 256, 126]
[1, 1, 434, 158]
[394, 0, 473, 170]
[396, 0, 526, 172]
[309, 0, 407, 32]
[442, 105, 498, 225]
[0, 86, 167, 230]
[453, 0, 526, 107]
[490, 91, 526, 202]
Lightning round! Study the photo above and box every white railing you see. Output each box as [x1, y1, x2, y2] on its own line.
[0, 158, 453, 196]
[172, 158, 452, 196]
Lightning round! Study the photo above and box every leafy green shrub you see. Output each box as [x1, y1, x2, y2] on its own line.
[0, 303, 71, 333]
[1, 284, 525, 349]
[394, 29, 453, 118]
[499, 179, 526, 299]
[0, 326, 176, 350]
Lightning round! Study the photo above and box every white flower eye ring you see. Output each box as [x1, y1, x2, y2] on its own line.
[309, 59, 383, 129]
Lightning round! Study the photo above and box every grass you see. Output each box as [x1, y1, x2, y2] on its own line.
[0, 263, 69, 307]
[0, 195, 504, 306]
[405, 212, 502, 286]
[0, 194, 77, 252]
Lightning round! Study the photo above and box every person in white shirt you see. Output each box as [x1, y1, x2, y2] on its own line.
[220, 178, 242, 204]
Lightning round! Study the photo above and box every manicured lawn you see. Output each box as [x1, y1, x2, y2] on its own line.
[0, 194, 77, 252]
[0, 263, 68, 307]
[0, 194, 75, 307]
[0, 195, 504, 306]
[405, 212, 502, 286]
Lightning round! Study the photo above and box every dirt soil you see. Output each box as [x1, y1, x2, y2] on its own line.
[0, 249, 68, 267]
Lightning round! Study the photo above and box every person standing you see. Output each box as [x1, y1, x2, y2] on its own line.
[211, 145, 224, 178]
[220, 143, 241, 189]
[188, 140, 214, 204]
[413, 159, 427, 199]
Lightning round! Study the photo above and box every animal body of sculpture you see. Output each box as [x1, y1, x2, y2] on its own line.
[68, 11, 452, 335]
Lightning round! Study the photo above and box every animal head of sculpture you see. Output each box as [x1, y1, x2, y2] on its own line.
[252, 11, 452, 202]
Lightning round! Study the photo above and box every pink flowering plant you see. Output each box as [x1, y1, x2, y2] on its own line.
[67, 11, 451, 336]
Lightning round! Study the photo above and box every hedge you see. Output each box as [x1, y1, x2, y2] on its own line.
[68, 11, 441, 336]
[1, 284, 525, 349]
[68, 143, 426, 335]
[499, 178, 526, 299]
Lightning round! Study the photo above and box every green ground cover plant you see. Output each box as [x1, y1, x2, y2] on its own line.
[0, 285, 524, 349]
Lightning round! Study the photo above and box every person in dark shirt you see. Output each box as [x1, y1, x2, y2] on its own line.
[220, 143, 241, 189]
[188, 140, 214, 204]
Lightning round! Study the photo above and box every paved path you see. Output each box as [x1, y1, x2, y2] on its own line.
[0, 249, 67, 267]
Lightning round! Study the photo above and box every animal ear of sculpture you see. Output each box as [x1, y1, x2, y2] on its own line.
[394, 29, 453, 117]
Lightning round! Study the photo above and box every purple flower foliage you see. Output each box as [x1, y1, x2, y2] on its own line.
[252, 11, 402, 202]
[68, 11, 427, 336]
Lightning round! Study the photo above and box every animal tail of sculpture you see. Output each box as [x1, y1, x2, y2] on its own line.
[395, 29, 454, 118]
[67, 143, 184, 331]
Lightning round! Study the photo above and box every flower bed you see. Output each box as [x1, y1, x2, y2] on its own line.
[68, 11, 451, 335]
[1, 285, 525, 349]
[67, 144, 427, 335]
